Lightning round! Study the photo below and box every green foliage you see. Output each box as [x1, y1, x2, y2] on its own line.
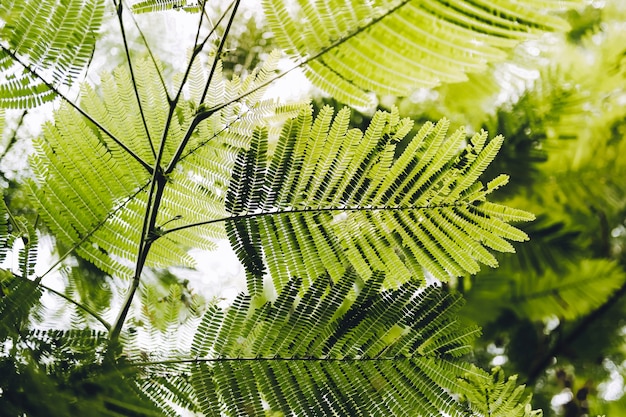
[134, 271, 514, 416]
[263, 0, 582, 107]
[227, 105, 533, 293]
[131, 0, 202, 14]
[28, 54, 298, 278]
[0, 329, 164, 416]
[474, 259, 626, 322]
[460, 367, 541, 417]
[0, 0, 104, 108]
[2, 0, 619, 416]
[0, 197, 41, 339]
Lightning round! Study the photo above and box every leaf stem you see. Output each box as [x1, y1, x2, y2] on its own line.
[0, 110, 27, 164]
[164, 0, 240, 174]
[39, 281, 111, 331]
[114, 0, 156, 159]
[161, 202, 467, 237]
[133, 356, 411, 367]
[199, 0, 241, 105]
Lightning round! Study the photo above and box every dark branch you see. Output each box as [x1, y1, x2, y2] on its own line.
[0, 45, 153, 173]
[524, 280, 626, 385]
[198, 0, 241, 105]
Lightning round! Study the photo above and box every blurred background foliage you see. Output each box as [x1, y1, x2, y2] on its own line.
[313, 2, 626, 414]
[394, 2, 626, 415]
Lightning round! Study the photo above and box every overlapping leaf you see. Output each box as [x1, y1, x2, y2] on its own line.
[29, 55, 299, 279]
[135, 271, 520, 416]
[459, 367, 541, 417]
[0, 0, 104, 108]
[263, 0, 582, 107]
[0, 197, 42, 339]
[226, 105, 534, 293]
[130, 0, 202, 13]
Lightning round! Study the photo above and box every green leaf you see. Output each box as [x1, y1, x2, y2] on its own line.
[140, 271, 495, 416]
[29, 55, 298, 278]
[226, 105, 534, 293]
[466, 259, 626, 322]
[0, 0, 105, 108]
[130, 0, 201, 14]
[459, 367, 542, 417]
[263, 0, 582, 107]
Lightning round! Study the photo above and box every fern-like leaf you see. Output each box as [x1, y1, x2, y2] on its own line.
[464, 259, 626, 323]
[0, 271, 41, 339]
[131, 0, 202, 13]
[29, 56, 299, 279]
[263, 0, 581, 107]
[0, 198, 42, 338]
[0, 0, 104, 108]
[137, 271, 500, 416]
[459, 367, 542, 417]
[225, 105, 534, 293]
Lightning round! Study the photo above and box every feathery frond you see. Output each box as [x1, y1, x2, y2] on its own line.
[509, 259, 626, 321]
[460, 367, 542, 417]
[131, 0, 202, 14]
[0, 329, 166, 417]
[0, 0, 104, 108]
[263, 0, 581, 107]
[0, 198, 42, 339]
[132, 271, 525, 416]
[465, 259, 626, 323]
[225, 105, 534, 293]
[0, 272, 41, 339]
[29, 55, 296, 279]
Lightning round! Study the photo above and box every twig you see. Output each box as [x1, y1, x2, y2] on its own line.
[524, 280, 626, 385]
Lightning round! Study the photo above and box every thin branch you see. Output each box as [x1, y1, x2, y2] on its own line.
[0, 45, 153, 173]
[125, 0, 169, 99]
[164, 107, 217, 174]
[7, 269, 111, 331]
[198, 0, 241, 105]
[39, 281, 111, 331]
[37, 184, 148, 281]
[114, 0, 156, 159]
[194, 0, 413, 120]
[164, 1, 239, 174]
[169, 0, 234, 106]
[161, 201, 469, 237]
[524, 280, 626, 385]
[178, 113, 243, 163]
